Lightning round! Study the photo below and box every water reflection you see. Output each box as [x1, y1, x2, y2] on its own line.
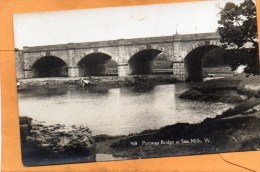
[18, 88, 68, 98]
[18, 84, 232, 136]
[80, 87, 109, 94]
[131, 84, 155, 93]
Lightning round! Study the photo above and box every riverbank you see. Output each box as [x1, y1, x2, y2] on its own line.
[94, 74, 260, 159]
[94, 98, 260, 159]
[17, 75, 177, 90]
[179, 73, 260, 103]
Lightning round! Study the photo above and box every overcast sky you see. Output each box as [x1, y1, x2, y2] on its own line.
[13, 0, 245, 49]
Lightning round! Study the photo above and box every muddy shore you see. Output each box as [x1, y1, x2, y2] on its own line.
[17, 75, 177, 90]
[179, 73, 260, 103]
[94, 99, 260, 159]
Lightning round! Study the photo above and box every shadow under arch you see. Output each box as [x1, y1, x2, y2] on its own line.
[128, 49, 166, 75]
[77, 53, 117, 76]
[184, 45, 225, 82]
[32, 56, 68, 78]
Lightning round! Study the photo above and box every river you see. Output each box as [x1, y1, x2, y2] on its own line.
[18, 83, 232, 136]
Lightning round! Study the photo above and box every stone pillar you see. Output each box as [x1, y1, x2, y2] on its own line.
[68, 67, 79, 77]
[172, 61, 185, 81]
[22, 53, 33, 78]
[67, 49, 78, 77]
[117, 46, 130, 77]
[68, 50, 75, 68]
[118, 64, 129, 77]
[15, 51, 25, 79]
[24, 70, 34, 78]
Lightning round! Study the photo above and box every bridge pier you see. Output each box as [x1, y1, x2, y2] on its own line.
[68, 67, 79, 77]
[118, 64, 130, 77]
[172, 61, 185, 81]
[24, 70, 34, 78]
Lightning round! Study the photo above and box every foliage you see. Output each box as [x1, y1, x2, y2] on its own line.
[218, 0, 258, 48]
[223, 49, 259, 74]
[217, 0, 259, 74]
[202, 47, 226, 67]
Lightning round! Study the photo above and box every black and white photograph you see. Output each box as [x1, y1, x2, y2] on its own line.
[14, 0, 260, 166]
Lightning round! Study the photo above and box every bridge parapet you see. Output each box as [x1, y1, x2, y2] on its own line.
[173, 32, 220, 41]
[22, 32, 220, 53]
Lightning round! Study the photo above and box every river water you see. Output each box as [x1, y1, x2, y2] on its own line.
[18, 83, 232, 136]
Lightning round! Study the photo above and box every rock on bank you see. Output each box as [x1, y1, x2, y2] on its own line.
[20, 116, 95, 166]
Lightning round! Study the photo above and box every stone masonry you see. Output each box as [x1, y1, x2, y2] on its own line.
[15, 32, 221, 81]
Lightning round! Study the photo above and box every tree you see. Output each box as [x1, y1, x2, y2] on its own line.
[217, 0, 259, 74]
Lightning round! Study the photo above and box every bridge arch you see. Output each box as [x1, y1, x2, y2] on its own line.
[77, 52, 117, 76]
[128, 49, 171, 75]
[187, 40, 222, 53]
[184, 44, 225, 81]
[32, 56, 68, 78]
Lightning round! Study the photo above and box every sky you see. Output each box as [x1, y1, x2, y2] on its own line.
[13, 0, 245, 49]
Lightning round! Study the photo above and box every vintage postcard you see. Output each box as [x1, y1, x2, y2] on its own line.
[13, 0, 260, 166]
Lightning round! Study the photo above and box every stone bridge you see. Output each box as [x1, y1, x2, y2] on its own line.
[15, 32, 221, 81]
